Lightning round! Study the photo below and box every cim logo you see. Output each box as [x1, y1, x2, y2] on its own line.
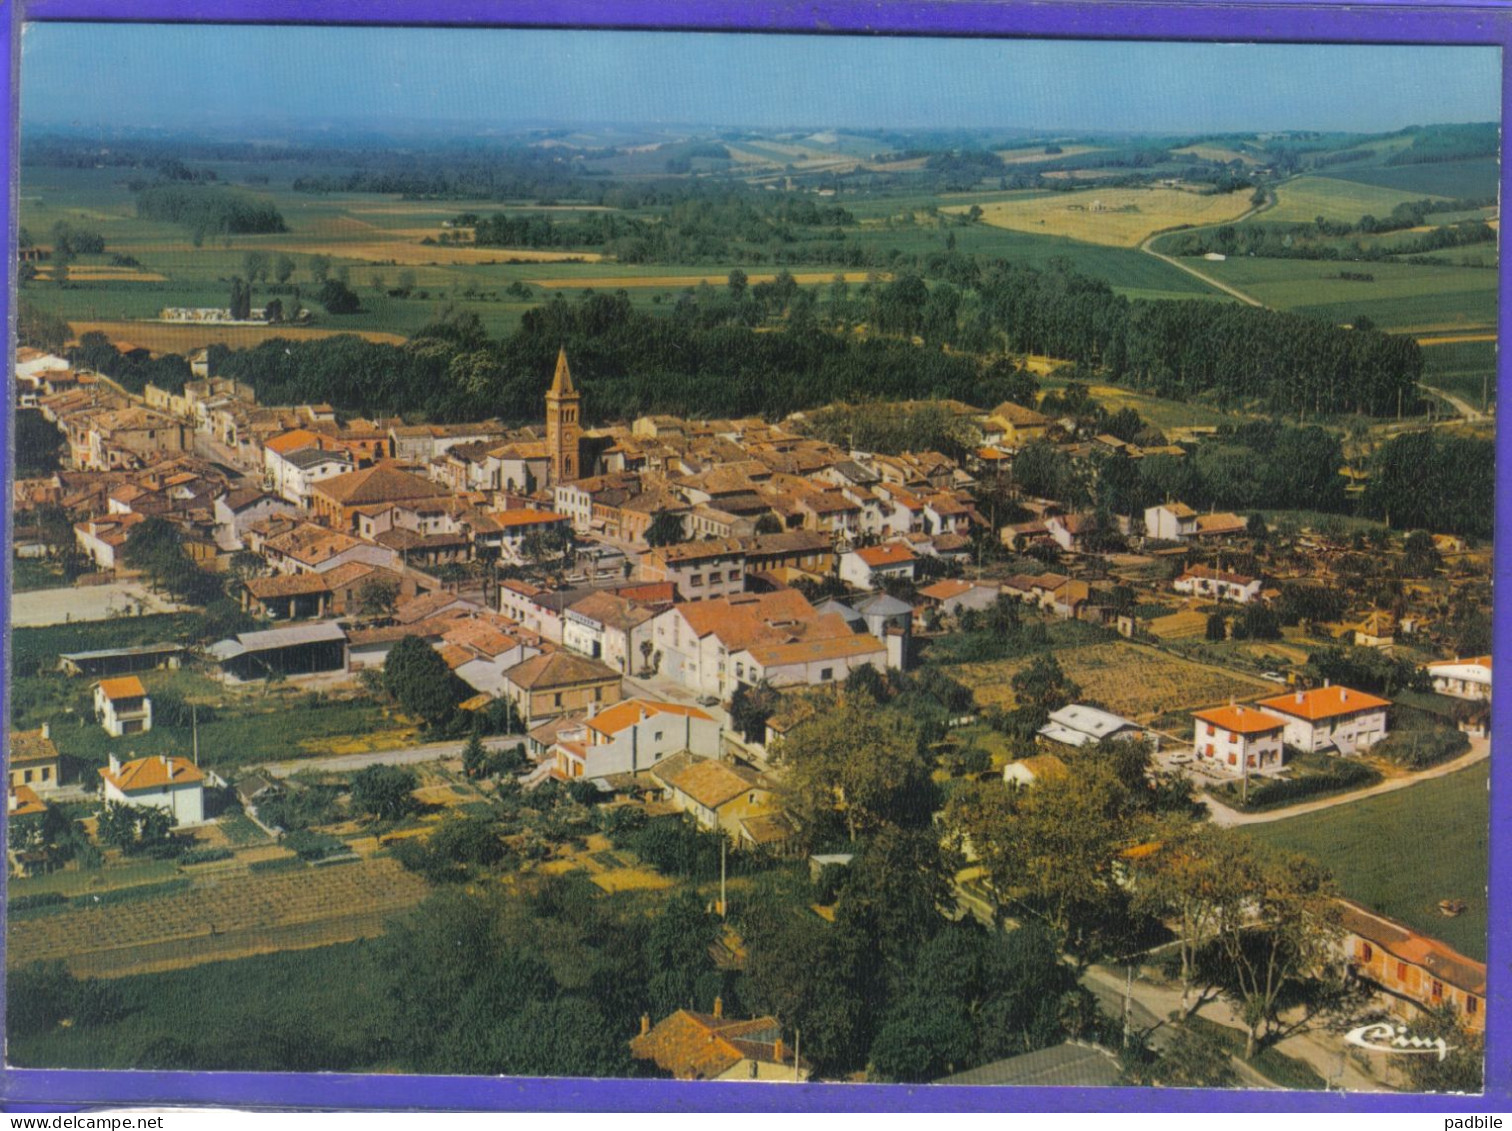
[1344, 1021, 1455, 1061]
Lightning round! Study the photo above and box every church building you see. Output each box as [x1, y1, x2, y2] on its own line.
[546, 346, 583, 486]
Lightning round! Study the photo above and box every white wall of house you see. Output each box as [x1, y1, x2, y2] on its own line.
[95, 687, 152, 737]
[104, 779, 204, 825]
[1268, 707, 1389, 755]
[564, 712, 722, 780]
[1192, 723, 1285, 776]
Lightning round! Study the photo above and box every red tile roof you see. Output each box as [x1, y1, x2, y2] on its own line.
[97, 676, 147, 701]
[1256, 686, 1391, 722]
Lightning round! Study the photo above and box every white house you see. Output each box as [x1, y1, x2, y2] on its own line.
[94, 676, 152, 737]
[100, 753, 205, 825]
[1254, 685, 1391, 755]
[563, 590, 659, 676]
[1037, 703, 1142, 749]
[1426, 656, 1492, 703]
[1191, 704, 1285, 777]
[838, 542, 918, 590]
[549, 699, 721, 782]
[731, 633, 889, 693]
[1173, 564, 1263, 604]
[279, 447, 355, 509]
[1144, 502, 1200, 542]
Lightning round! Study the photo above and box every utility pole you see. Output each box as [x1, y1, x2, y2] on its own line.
[1122, 964, 1134, 1049]
[191, 704, 199, 767]
[719, 837, 727, 919]
[793, 1029, 801, 1082]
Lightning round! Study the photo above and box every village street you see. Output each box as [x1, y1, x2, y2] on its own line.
[1080, 963, 1387, 1093]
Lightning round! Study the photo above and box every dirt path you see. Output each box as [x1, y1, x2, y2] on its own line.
[256, 733, 526, 778]
[1417, 380, 1489, 424]
[1417, 333, 1497, 346]
[1202, 737, 1488, 828]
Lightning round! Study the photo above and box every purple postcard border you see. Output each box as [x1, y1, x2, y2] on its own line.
[1, 0, 1508, 1113]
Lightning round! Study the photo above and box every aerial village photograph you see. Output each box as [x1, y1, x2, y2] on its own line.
[2, 24, 1497, 1096]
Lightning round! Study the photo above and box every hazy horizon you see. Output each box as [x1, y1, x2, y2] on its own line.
[19, 25, 1501, 137]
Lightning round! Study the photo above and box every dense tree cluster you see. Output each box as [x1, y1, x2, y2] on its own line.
[134, 184, 287, 239]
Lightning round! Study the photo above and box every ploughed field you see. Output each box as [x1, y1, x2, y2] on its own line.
[7, 856, 429, 979]
[946, 185, 1254, 248]
[952, 641, 1276, 723]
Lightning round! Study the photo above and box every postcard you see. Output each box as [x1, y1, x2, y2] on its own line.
[3, 8, 1503, 1112]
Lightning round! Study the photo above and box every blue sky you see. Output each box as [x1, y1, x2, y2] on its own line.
[19, 25, 1501, 134]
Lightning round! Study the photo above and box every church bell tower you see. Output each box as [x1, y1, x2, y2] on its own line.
[545, 346, 581, 486]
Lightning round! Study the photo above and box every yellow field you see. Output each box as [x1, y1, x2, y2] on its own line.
[36, 267, 168, 282]
[531, 270, 879, 290]
[236, 238, 604, 265]
[952, 187, 1254, 248]
[995, 144, 1103, 165]
[1418, 333, 1498, 346]
[1172, 144, 1260, 165]
[67, 320, 407, 353]
[952, 642, 1276, 723]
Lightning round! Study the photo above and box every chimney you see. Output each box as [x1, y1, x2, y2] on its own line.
[1295, 689, 1303, 705]
[163, 755, 174, 780]
[639, 1013, 651, 1037]
[108, 752, 121, 775]
[713, 995, 723, 1019]
[1324, 678, 1331, 689]
[774, 1037, 786, 1064]
[1340, 687, 1347, 704]
[8, 791, 17, 813]
[40, 722, 49, 740]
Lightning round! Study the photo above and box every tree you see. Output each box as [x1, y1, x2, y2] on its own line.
[461, 732, 490, 780]
[350, 764, 418, 821]
[944, 762, 1145, 956]
[754, 513, 783, 535]
[383, 635, 462, 729]
[776, 698, 934, 843]
[644, 511, 686, 548]
[1205, 612, 1228, 642]
[1129, 822, 1249, 1011]
[727, 268, 748, 299]
[1010, 653, 1080, 717]
[273, 253, 296, 284]
[357, 576, 401, 621]
[1399, 1004, 1484, 1093]
[310, 254, 332, 283]
[318, 279, 361, 315]
[1211, 845, 1340, 1058]
[243, 250, 270, 283]
[229, 276, 252, 321]
[728, 680, 779, 744]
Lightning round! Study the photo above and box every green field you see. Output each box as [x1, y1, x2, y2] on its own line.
[1262, 175, 1451, 224]
[18, 169, 1231, 349]
[1194, 257, 1497, 333]
[1246, 761, 1488, 960]
[1324, 158, 1501, 201]
[7, 939, 388, 1070]
[1420, 338, 1498, 409]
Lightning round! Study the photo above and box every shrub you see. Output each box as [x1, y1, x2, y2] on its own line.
[9, 892, 68, 912]
[1373, 727, 1469, 770]
[1236, 759, 1379, 810]
[180, 847, 234, 866]
[249, 855, 307, 874]
[282, 829, 347, 861]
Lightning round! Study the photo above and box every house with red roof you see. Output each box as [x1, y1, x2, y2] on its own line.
[1191, 704, 1286, 777]
[838, 541, 918, 590]
[631, 1004, 811, 1081]
[1338, 899, 1486, 1033]
[100, 753, 205, 825]
[546, 698, 721, 783]
[1254, 684, 1392, 755]
[93, 676, 152, 737]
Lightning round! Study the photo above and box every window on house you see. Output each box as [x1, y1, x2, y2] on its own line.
[1227, 753, 1236, 765]
[654, 731, 663, 742]
[1206, 724, 1215, 737]
[23, 770, 32, 783]
[554, 693, 563, 708]
[1432, 980, 1444, 999]
[1468, 995, 1478, 1015]
[820, 667, 835, 681]
[690, 574, 703, 587]
[1361, 943, 1373, 962]
[1397, 961, 1408, 982]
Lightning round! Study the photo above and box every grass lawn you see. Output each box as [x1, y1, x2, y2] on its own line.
[1246, 761, 1488, 959]
[1324, 158, 1500, 201]
[1186, 1017, 1327, 1091]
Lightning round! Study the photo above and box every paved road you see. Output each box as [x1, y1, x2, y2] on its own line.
[254, 734, 527, 779]
[1137, 195, 1271, 308]
[1201, 736, 1488, 828]
[1082, 963, 1385, 1092]
[10, 581, 194, 627]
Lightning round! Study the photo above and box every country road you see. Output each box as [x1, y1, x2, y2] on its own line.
[1137, 192, 1273, 307]
[1201, 735, 1488, 828]
[255, 733, 527, 778]
[1418, 380, 1490, 424]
